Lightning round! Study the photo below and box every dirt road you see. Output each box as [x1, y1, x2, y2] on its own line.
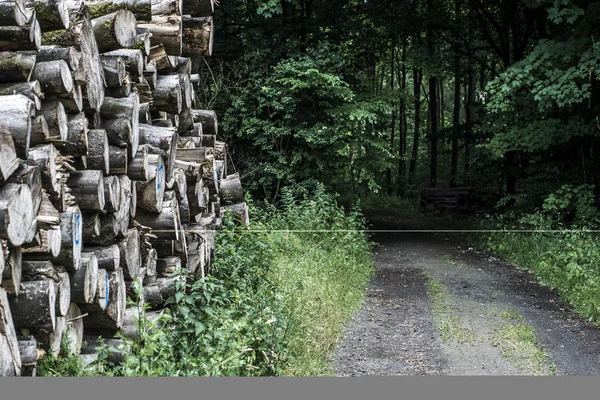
[333, 232, 600, 376]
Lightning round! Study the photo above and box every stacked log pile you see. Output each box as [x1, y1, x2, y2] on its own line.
[0, 0, 248, 376]
[420, 187, 476, 214]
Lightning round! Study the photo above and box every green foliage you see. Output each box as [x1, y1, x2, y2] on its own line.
[74, 185, 372, 376]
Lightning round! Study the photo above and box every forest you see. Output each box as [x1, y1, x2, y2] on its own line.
[200, 0, 600, 211]
[2, 0, 600, 377]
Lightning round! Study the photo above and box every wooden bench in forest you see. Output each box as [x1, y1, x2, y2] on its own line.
[420, 187, 476, 214]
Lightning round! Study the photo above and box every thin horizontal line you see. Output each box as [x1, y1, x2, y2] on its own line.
[149, 229, 600, 234]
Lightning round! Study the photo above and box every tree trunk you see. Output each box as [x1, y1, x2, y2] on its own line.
[33, 60, 73, 97]
[102, 49, 145, 78]
[52, 206, 82, 272]
[408, 68, 422, 184]
[0, 18, 41, 51]
[190, 109, 217, 136]
[450, 55, 461, 188]
[428, 75, 438, 188]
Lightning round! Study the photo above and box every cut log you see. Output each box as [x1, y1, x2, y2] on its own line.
[153, 74, 181, 114]
[139, 124, 178, 179]
[136, 199, 179, 240]
[22, 226, 61, 259]
[1, 245, 21, 295]
[28, 45, 80, 71]
[26, 144, 59, 196]
[26, 0, 69, 30]
[39, 101, 68, 142]
[0, 51, 35, 82]
[191, 109, 217, 136]
[94, 268, 108, 310]
[127, 144, 149, 182]
[70, 252, 98, 304]
[80, 267, 125, 330]
[0, 94, 35, 159]
[53, 206, 82, 272]
[222, 202, 250, 226]
[58, 81, 83, 112]
[151, 0, 181, 16]
[0, 287, 21, 376]
[8, 279, 55, 330]
[6, 163, 42, 216]
[91, 9, 137, 53]
[103, 175, 121, 213]
[142, 247, 156, 277]
[0, 184, 34, 247]
[0, 81, 42, 106]
[118, 228, 141, 279]
[100, 94, 139, 157]
[84, 129, 110, 175]
[102, 49, 144, 78]
[66, 170, 105, 211]
[87, 0, 151, 22]
[0, 128, 19, 184]
[148, 43, 172, 70]
[18, 339, 43, 366]
[140, 14, 182, 56]
[30, 115, 49, 146]
[118, 174, 136, 219]
[100, 55, 126, 87]
[120, 308, 161, 340]
[51, 112, 88, 157]
[135, 154, 165, 213]
[0, 17, 41, 51]
[182, 15, 212, 57]
[84, 245, 119, 271]
[108, 146, 128, 175]
[81, 335, 130, 365]
[101, 117, 131, 149]
[139, 101, 151, 124]
[41, 9, 105, 112]
[0, 0, 33, 27]
[64, 303, 84, 355]
[35, 314, 64, 357]
[55, 270, 70, 316]
[32, 60, 73, 96]
[219, 177, 243, 205]
[81, 211, 100, 241]
[135, 26, 151, 55]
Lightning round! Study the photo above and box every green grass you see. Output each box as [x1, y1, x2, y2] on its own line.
[271, 232, 373, 375]
[490, 308, 557, 375]
[427, 279, 478, 344]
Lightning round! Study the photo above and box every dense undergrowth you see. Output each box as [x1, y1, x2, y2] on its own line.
[38, 184, 373, 376]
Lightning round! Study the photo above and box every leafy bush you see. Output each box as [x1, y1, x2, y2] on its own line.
[83, 184, 372, 376]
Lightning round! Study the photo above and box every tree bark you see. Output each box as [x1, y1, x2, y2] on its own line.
[140, 14, 182, 56]
[40, 101, 68, 143]
[108, 145, 128, 174]
[80, 267, 125, 330]
[26, 0, 69, 30]
[86, 129, 110, 174]
[0, 287, 22, 376]
[8, 279, 56, 330]
[86, 0, 152, 22]
[190, 109, 217, 136]
[408, 68, 422, 184]
[0, 18, 41, 51]
[0, 51, 35, 82]
[0, 94, 35, 159]
[1, 245, 21, 295]
[52, 206, 82, 272]
[100, 94, 139, 157]
[101, 49, 145, 78]
[153, 75, 182, 114]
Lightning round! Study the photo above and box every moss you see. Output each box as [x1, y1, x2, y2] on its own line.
[41, 29, 68, 46]
[88, 4, 123, 19]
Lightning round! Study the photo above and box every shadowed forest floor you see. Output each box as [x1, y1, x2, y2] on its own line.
[332, 224, 600, 376]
